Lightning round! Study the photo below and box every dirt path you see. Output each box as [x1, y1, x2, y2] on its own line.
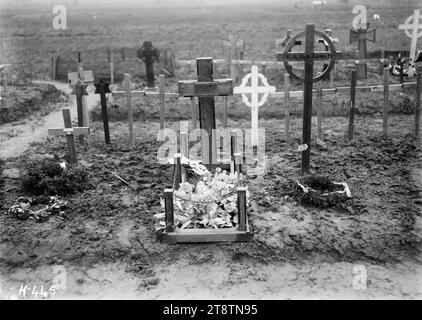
[0, 81, 100, 160]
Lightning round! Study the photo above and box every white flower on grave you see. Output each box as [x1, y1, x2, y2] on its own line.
[373, 14, 380, 22]
[59, 161, 67, 170]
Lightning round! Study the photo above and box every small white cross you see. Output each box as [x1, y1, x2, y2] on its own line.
[234, 65, 276, 147]
[399, 9, 422, 63]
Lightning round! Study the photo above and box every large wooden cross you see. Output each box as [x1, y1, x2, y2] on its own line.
[48, 109, 90, 164]
[178, 58, 233, 165]
[234, 65, 275, 147]
[71, 81, 89, 144]
[399, 10, 422, 64]
[349, 23, 376, 79]
[137, 41, 160, 89]
[277, 24, 339, 175]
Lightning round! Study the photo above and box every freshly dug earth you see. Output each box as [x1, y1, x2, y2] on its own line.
[1, 112, 420, 275]
[0, 83, 66, 125]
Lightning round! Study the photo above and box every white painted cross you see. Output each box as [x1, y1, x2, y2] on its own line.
[234, 65, 276, 147]
[399, 9, 422, 63]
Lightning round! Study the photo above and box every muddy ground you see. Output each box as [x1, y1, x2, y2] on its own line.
[1, 105, 421, 298]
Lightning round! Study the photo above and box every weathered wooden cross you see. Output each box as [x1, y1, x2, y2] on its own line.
[48, 109, 90, 164]
[222, 33, 245, 80]
[71, 81, 89, 144]
[137, 41, 160, 89]
[399, 10, 422, 65]
[349, 22, 376, 79]
[277, 24, 339, 175]
[94, 79, 111, 144]
[234, 65, 275, 147]
[178, 58, 233, 165]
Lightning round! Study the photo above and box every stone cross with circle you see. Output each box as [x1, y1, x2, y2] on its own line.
[399, 9, 422, 63]
[234, 65, 276, 147]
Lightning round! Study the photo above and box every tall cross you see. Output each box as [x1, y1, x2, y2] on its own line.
[71, 81, 89, 144]
[350, 22, 376, 79]
[399, 9, 422, 64]
[234, 65, 275, 147]
[178, 58, 233, 165]
[48, 109, 90, 164]
[137, 41, 160, 89]
[94, 79, 112, 144]
[277, 24, 339, 175]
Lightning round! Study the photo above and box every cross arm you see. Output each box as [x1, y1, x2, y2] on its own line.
[277, 51, 343, 62]
[178, 79, 233, 97]
[350, 28, 376, 43]
[48, 127, 90, 136]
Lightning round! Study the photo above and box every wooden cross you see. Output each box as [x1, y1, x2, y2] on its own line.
[178, 58, 233, 165]
[277, 24, 339, 175]
[349, 22, 376, 79]
[137, 41, 160, 89]
[71, 81, 89, 144]
[399, 10, 422, 64]
[234, 65, 275, 147]
[94, 79, 111, 144]
[48, 109, 90, 164]
[222, 33, 245, 79]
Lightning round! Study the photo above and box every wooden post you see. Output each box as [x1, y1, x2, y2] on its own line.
[159, 74, 165, 130]
[284, 73, 290, 141]
[180, 132, 188, 182]
[164, 189, 175, 232]
[72, 81, 89, 144]
[379, 48, 385, 76]
[399, 53, 404, 85]
[190, 97, 197, 129]
[383, 67, 389, 138]
[51, 57, 57, 81]
[416, 71, 422, 140]
[316, 81, 323, 140]
[237, 187, 247, 232]
[349, 70, 357, 141]
[62, 109, 77, 164]
[123, 74, 134, 148]
[230, 130, 237, 161]
[173, 154, 182, 190]
[329, 64, 335, 88]
[108, 49, 114, 83]
[121, 48, 126, 61]
[223, 96, 228, 128]
[302, 24, 316, 175]
[77, 54, 90, 128]
[94, 79, 111, 144]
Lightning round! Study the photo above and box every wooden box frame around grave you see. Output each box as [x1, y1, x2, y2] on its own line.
[161, 57, 253, 244]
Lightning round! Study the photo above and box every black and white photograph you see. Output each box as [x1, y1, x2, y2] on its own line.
[0, 0, 421, 303]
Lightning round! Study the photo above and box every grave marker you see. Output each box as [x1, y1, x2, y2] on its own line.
[277, 24, 339, 175]
[399, 10, 422, 64]
[123, 74, 135, 148]
[178, 57, 233, 165]
[71, 81, 89, 144]
[415, 51, 422, 140]
[383, 67, 390, 138]
[234, 65, 276, 147]
[48, 109, 90, 164]
[348, 70, 357, 141]
[350, 22, 376, 79]
[94, 79, 111, 144]
[137, 41, 160, 89]
[222, 33, 245, 80]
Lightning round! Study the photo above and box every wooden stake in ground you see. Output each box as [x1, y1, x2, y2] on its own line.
[234, 65, 275, 147]
[383, 67, 390, 138]
[349, 23, 376, 79]
[414, 51, 422, 140]
[399, 10, 422, 64]
[71, 81, 89, 144]
[107, 48, 114, 83]
[123, 74, 135, 148]
[159, 74, 165, 129]
[284, 73, 291, 141]
[277, 24, 339, 175]
[94, 79, 112, 144]
[178, 57, 233, 165]
[349, 70, 357, 141]
[316, 81, 323, 140]
[137, 41, 160, 89]
[48, 109, 90, 164]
